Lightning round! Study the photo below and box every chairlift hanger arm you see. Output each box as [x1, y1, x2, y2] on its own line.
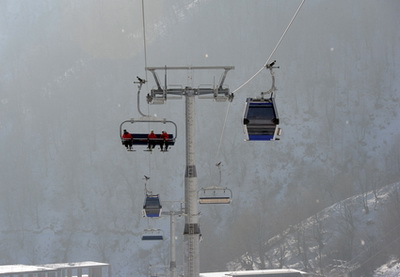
[135, 77, 150, 117]
[263, 61, 279, 98]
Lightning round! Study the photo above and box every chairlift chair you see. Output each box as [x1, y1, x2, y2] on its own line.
[198, 186, 232, 204]
[141, 228, 164, 241]
[120, 117, 177, 150]
[143, 194, 162, 218]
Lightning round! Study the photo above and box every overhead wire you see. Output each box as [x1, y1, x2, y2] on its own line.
[140, 0, 151, 117]
[215, 101, 231, 162]
[140, 0, 152, 177]
[141, 0, 149, 82]
[215, 0, 306, 162]
[231, 0, 306, 94]
[139, 0, 306, 167]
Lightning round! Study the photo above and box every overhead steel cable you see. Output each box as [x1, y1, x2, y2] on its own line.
[141, 0, 148, 82]
[215, 0, 306, 163]
[140, 0, 153, 176]
[231, 0, 306, 94]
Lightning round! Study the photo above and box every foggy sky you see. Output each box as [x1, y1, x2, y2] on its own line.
[1, 0, 399, 276]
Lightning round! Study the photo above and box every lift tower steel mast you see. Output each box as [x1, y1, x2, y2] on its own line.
[146, 66, 234, 277]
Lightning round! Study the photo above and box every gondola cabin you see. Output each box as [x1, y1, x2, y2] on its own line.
[143, 194, 162, 218]
[243, 97, 281, 141]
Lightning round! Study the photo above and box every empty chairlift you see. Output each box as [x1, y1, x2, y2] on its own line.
[141, 228, 164, 241]
[198, 186, 232, 204]
[198, 162, 232, 204]
[143, 194, 162, 218]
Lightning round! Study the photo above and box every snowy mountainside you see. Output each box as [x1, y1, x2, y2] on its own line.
[373, 258, 400, 277]
[227, 182, 400, 276]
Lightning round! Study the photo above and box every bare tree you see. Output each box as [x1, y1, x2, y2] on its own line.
[275, 244, 287, 269]
[311, 213, 326, 274]
[337, 203, 356, 261]
[380, 187, 400, 257]
[293, 223, 312, 272]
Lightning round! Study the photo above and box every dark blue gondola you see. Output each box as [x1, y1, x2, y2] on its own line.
[243, 97, 281, 141]
[243, 61, 281, 141]
[142, 194, 162, 218]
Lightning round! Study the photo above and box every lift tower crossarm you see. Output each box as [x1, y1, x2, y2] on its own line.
[145, 66, 235, 103]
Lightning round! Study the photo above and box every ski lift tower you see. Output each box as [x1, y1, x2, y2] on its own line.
[145, 66, 234, 277]
[161, 203, 185, 277]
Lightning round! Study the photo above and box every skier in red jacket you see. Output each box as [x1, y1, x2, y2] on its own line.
[160, 130, 169, 151]
[121, 129, 133, 151]
[147, 130, 157, 150]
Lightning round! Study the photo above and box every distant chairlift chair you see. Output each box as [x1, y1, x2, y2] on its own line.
[198, 186, 232, 204]
[141, 228, 164, 241]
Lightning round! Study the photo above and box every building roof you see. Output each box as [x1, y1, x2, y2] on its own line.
[0, 261, 109, 275]
[200, 269, 308, 277]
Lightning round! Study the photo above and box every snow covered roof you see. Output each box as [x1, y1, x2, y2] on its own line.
[200, 269, 308, 277]
[0, 261, 109, 274]
[0, 264, 56, 274]
[41, 261, 109, 269]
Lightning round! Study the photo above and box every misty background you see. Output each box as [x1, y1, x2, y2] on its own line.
[1, 0, 399, 276]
